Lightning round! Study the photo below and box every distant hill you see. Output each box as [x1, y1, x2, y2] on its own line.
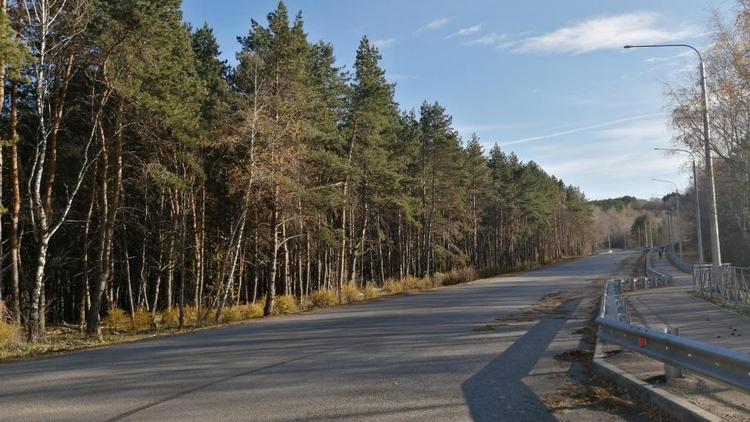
[590, 196, 638, 212]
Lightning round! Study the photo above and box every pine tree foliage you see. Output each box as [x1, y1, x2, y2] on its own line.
[0, 0, 594, 333]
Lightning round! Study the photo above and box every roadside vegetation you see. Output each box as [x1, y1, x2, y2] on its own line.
[0, 0, 594, 356]
[1, 266, 490, 359]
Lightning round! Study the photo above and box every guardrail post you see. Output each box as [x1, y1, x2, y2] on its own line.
[664, 327, 684, 380]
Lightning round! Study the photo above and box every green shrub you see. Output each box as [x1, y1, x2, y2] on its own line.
[311, 290, 337, 308]
[273, 295, 299, 315]
[342, 283, 363, 303]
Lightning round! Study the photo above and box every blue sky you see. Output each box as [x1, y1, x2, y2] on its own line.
[182, 0, 734, 200]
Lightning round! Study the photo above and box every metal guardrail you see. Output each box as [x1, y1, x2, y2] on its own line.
[694, 264, 750, 307]
[666, 251, 694, 274]
[597, 277, 750, 393]
[645, 249, 673, 283]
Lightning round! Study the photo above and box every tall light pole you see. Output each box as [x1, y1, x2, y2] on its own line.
[652, 178, 682, 259]
[655, 147, 704, 264]
[624, 44, 721, 267]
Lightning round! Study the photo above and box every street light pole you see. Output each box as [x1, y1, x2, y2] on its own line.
[655, 147, 705, 264]
[653, 178, 682, 259]
[691, 158, 704, 263]
[625, 44, 721, 267]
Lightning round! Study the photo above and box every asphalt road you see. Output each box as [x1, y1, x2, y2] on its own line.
[0, 251, 632, 421]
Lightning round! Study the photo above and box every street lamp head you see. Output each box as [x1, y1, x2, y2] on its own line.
[624, 45, 633, 49]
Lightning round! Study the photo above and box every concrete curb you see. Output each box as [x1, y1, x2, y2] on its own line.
[592, 355, 723, 422]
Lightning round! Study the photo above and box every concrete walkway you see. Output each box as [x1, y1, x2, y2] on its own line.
[629, 255, 750, 352]
[606, 254, 750, 420]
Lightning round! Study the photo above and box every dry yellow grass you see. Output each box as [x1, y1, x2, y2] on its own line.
[0, 320, 21, 350]
[311, 289, 337, 308]
[1, 265, 487, 360]
[241, 302, 265, 319]
[160, 308, 180, 328]
[402, 275, 432, 290]
[220, 306, 243, 323]
[342, 283, 363, 303]
[103, 308, 131, 332]
[442, 267, 477, 286]
[363, 283, 379, 299]
[383, 279, 404, 293]
[273, 295, 299, 314]
[132, 308, 152, 332]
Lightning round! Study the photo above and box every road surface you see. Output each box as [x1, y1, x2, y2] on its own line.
[0, 252, 633, 421]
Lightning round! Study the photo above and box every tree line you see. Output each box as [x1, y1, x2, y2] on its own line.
[669, 0, 750, 267]
[0, 0, 594, 340]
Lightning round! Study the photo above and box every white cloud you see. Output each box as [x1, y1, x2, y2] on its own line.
[520, 117, 688, 198]
[453, 123, 511, 135]
[372, 38, 396, 49]
[500, 112, 665, 146]
[467, 32, 509, 46]
[447, 24, 482, 38]
[644, 51, 692, 63]
[389, 73, 418, 81]
[558, 95, 655, 109]
[419, 17, 452, 32]
[512, 12, 697, 55]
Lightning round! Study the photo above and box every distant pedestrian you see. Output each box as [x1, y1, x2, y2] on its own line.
[658, 247, 663, 259]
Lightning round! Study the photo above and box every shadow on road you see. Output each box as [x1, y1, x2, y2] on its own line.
[461, 298, 582, 421]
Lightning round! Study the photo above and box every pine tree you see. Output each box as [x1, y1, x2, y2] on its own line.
[343, 36, 402, 285]
[417, 101, 468, 274]
[464, 134, 493, 267]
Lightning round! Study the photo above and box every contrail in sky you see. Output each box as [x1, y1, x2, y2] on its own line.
[499, 112, 666, 146]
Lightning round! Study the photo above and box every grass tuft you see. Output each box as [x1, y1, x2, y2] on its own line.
[402, 275, 432, 290]
[363, 283, 379, 299]
[342, 283, 363, 303]
[273, 295, 299, 315]
[431, 272, 445, 287]
[221, 306, 244, 323]
[160, 308, 180, 328]
[103, 308, 131, 332]
[242, 302, 265, 319]
[442, 267, 477, 286]
[132, 308, 153, 332]
[0, 320, 21, 350]
[383, 279, 404, 293]
[311, 290, 337, 308]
